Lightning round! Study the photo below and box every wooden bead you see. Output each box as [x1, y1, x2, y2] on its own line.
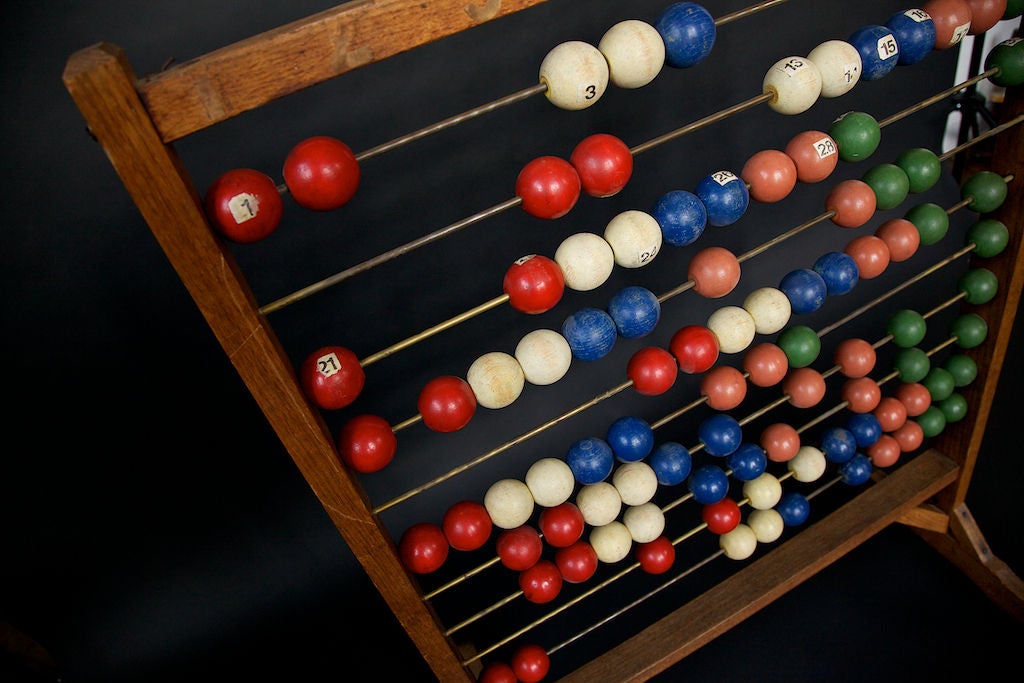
[707, 306, 756, 354]
[807, 39, 862, 97]
[539, 41, 609, 110]
[747, 509, 785, 543]
[525, 457, 575, 507]
[875, 218, 920, 261]
[785, 130, 839, 183]
[845, 234, 891, 279]
[622, 502, 666, 543]
[720, 523, 758, 559]
[515, 329, 572, 385]
[743, 286, 792, 334]
[760, 422, 800, 462]
[555, 232, 615, 291]
[743, 473, 783, 510]
[826, 179, 877, 227]
[743, 343, 789, 387]
[834, 337, 877, 378]
[589, 521, 633, 563]
[599, 20, 666, 89]
[701, 366, 748, 410]
[576, 482, 622, 527]
[688, 246, 741, 298]
[843, 377, 882, 413]
[784, 367, 827, 408]
[604, 210, 662, 268]
[789, 446, 827, 482]
[921, 0, 974, 48]
[484, 479, 535, 529]
[741, 149, 798, 203]
[612, 461, 658, 506]
[467, 351, 525, 409]
[763, 56, 822, 114]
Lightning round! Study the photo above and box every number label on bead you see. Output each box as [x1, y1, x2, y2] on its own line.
[580, 83, 598, 104]
[316, 351, 342, 378]
[903, 9, 930, 22]
[950, 22, 971, 47]
[778, 57, 810, 77]
[710, 170, 739, 186]
[514, 254, 538, 266]
[814, 137, 837, 159]
[637, 245, 659, 265]
[227, 192, 259, 224]
[876, 34, 898, 60]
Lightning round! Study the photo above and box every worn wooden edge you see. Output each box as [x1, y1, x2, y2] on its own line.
[135, 0, 552, 142]
[896, 502, 950, 534]
[62, 43, 474, 682]
[556, 450, 959, 683]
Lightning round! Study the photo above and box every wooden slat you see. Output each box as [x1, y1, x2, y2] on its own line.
[62, 43, 474, 682]
[137, 0, 551, 142]
[556, 450, 959, 683]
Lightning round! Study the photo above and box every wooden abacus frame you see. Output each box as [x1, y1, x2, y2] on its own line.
[63, 1, 1023, 680]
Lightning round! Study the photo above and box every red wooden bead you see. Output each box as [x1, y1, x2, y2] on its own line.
[760, 422, 801, 462]
[784, 130, 839, 183]
[688, 246, 741, 298]
[282, 136, 360, 211]
[702, 498, 742, 534]
[964, 0, 1005, 34]
[538, 502, 585, 548]
[511, 643, 551, 683]
[700, 365, 748, 410]
[204, 168, 284, 243]
[845, 235, 891, 279]
[826, 179, 877, 228]
[628, 347, 678, 395]
[399, 522, 449, 574]
[337, 414, 397, 473]
[503, 254, 566, 314]
[516, 156, 581, 219]
[875, 218, 920, 262]
[300, 345, 365, 410]
[874, 396, 909, 432]
[922, 0, 974, 48]
[833, 338, 877, 378]
[519, 559, 563, 604]
[555, 540, 599, 583]
[892, 419, 925, 452]
[479, 661, 518, 683]
[442, 500, 493, 551]
[570, 133, 634, 197]
[868, 433, 902, 467]
[783, 368, 826, 408]
[670, 325, 720, 374]
[636, 536, 676, 574]
[496, 525, 544, 571]
[418, 376, 477, 432]
[842, 376, 882, 413]
[743, 343, 789, 387]
[895, 382, 932, 416]
[741, 149, 798, 203]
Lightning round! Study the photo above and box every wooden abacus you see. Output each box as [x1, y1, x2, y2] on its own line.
[64, 1, 1022, 680]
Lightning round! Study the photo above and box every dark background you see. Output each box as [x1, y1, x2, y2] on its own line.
[4, 1, 1023, 681]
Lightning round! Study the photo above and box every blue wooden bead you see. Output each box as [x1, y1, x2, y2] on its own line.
[566, 437, 615, 484]
[562, 307, 617, 360]
[820, 426, 858, 463]
[695, 171, 749, 227]
[698, 413, 743, 457]
[839, 453, 873, 486]
[606, 416, 655, 463]
[608, 285, 661, 338]
[846, 412, 882, 448]
[779, 268, 827, 314]
[848, 25, 900, 80]
[687, 463, 729, 504]
[885, 9, 935, 66]
[813, 251, 859, 296]
[777, 491, 811, 526]
[727, 442, 768, 481]
[651, 189, 707, 246]
[649, 441, 692, 486]
[655, 2, 717, 69]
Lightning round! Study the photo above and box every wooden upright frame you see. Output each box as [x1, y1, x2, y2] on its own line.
[64, 2, 1023, 680]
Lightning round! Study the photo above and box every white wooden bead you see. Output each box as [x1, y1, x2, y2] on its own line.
[554, 232, 616, 291]
[747, 509, 785, 543]
[484, 478, 534, 529]
[589, 521, 633, 563]
[612, 461, 658, 506]
[603, 210, 662, 269]
[539, 41, 609, 110]
[515, 329, 572, 385]
[525, 457, 576, 507]
[743, 472, 783, 510]
[719, 523, 758, 560]
[762, 56, 822, 115]
[576, 481, 622, 527]
[467, 351, 525, 409]
[707, 305, 757, 354]
[743, 287, 792, 334]
[807, 40, 862, 98]
[598, 20, 665, 89]
[622, 502, 665, 543]
[788, 445, 827, 482]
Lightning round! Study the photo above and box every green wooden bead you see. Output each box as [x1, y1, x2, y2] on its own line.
[895, 148, 941, 194]
[938, 393, 968, 423]
[922, 367, 955, 402]
[916, 405, 947, 438]
[966, 219, 1009, 258]
[985, 37, 1024, 88]
[777, 325, 821, 368]
[952, 313, 988, 349]
[905, 202, 949, 246]
[894, 347, 931, 383]
[829, 111, 880, 162]
[944, 353, 978, 387]
[961, 170, 1008, 214]
[957, 267, 998, 305]
[862, 163, 910, 210]
[886, 309, 927, 348]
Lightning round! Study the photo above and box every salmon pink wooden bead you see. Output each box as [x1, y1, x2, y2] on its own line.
[785, 130, 839, 183]
[868, 434, 902, 467]
[874, 396, 909, 432]
[922, 0, 974, 48]
[896, 381, 932, 416]
[741, 149, 798, 203]
[842, 376, 882, 413]
[893, 419, 925, 451]
[761, 422, 801, 462]
[834, 337, 877, 378]
[743, 343, 789, 387]
[875, 218, 921, 262]
[784, 367, 827, 408]
[701, 365, 748, 410]
[826, 179, 877, 227]
[845, 235, 891, 279]
[688, 246, 741, 298]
